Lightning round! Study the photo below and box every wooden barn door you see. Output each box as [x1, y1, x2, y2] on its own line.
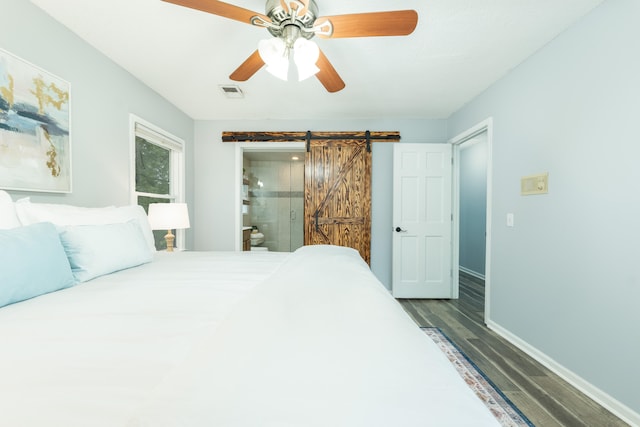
[305, 140, 371, 264]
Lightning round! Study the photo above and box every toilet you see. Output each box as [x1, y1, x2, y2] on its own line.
[250, 231, 265, 247]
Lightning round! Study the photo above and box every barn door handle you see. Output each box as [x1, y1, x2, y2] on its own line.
[395, 227, 407, 233]
[315, 211, 319, 232]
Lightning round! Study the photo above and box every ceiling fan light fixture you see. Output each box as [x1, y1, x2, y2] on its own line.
[258, 35, 319, 82]
[166, 0, 419, 92]
[293, 38, 320, 81]
[296, 61, 320, 82]
[258, 38, 289, 80]
[265, 62, 289, 81]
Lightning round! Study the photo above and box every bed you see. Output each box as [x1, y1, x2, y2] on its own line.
[0, 191, 501, 426]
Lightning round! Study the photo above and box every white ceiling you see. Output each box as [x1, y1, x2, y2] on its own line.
[30, 0, 604, 121]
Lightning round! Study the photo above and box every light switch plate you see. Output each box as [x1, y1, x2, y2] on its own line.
[521, 173, 548, 195]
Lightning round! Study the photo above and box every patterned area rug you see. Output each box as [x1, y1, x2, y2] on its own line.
[422, 327, 534, 427]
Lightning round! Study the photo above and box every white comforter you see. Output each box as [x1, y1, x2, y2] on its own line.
[0, 251, 287, 427]
[0, 246, 499, 427]
[129, 246, 499, 427]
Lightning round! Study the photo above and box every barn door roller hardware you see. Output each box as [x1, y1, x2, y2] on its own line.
[365, 130, 371, 153]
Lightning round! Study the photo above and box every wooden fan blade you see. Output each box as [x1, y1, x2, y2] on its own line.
[229, 50, 265, 81]
[315, 49, 345, 93]
[162, 0, 269, 25]
[315, 10, 418, 39]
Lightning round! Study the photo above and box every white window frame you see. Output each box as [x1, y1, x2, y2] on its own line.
[129, 114, 186, 250]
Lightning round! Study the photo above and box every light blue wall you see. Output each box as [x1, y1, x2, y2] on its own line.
[193, 119, 448, 288]
[449, 0, 639, 415]
[459, 134, 487, 276]
[1, 0, 195, 245]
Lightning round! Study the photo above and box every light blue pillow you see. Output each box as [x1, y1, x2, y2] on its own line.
[58, 219, 153, 282]
[0, 222, 76, 308]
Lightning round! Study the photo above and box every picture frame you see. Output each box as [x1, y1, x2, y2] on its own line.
[0, 47, 71, 193]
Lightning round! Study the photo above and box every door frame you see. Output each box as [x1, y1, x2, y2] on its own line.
[449, 118, 493, 322]
[234, 142, 305, 251]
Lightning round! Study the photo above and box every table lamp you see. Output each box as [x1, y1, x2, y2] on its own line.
[147, 203, 190, 252]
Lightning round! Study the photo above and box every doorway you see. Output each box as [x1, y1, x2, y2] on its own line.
[458, 133, 487, 279]
[450, 118, 493, 322]
[242, 150, 304, 252]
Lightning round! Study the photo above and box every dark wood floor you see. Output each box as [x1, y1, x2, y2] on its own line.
[398, 271, 629, 427]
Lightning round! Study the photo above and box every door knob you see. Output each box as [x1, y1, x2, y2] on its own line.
[395, 227, 407, 232]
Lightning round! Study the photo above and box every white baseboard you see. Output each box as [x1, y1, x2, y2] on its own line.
[486, 320, 640, 427]
[459, 266, 485, 280]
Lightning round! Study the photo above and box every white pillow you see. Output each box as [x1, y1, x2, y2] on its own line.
[0, 190, 21, 229]
[58, 220, 153, 282]
[15, 199, 156, 252]
[14, 198, 115, 225]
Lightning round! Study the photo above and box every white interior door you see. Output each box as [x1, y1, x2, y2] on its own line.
[392, 143, 453, 298]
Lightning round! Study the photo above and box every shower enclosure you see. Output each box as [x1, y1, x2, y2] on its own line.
[242, 151, 304, 252]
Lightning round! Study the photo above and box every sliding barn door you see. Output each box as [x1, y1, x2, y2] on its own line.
[304, 140, 371, 264]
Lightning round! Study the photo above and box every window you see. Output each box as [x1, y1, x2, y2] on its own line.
[130, 115, 185, 250]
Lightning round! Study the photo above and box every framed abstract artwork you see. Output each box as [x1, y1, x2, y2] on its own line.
[0, 48, 71, 193]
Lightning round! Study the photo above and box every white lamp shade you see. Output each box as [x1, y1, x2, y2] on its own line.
[265, 61, 290, 81]
[259, 38, 289, 81]
[148, 203, 190, 230]
[293, 38, 320, 81]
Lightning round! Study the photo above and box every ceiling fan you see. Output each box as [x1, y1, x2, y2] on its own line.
[162, 0, 418, 92]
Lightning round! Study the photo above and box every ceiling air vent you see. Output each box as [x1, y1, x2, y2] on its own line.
[219, 84, 244, 99]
